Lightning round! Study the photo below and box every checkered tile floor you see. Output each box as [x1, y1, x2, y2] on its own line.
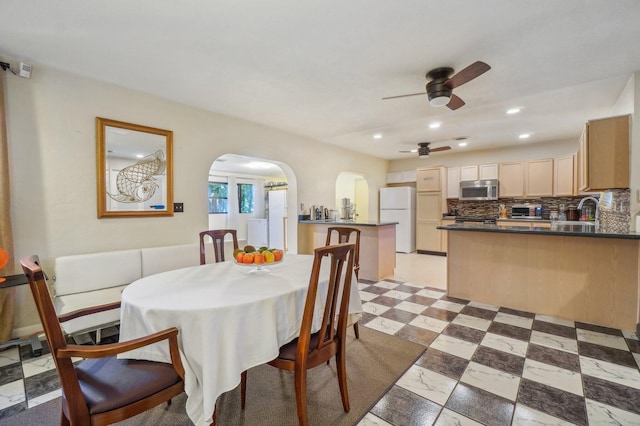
[355, 279, 640, 426]
[2, 279, 640, 425]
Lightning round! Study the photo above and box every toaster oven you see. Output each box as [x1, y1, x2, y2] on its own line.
[511, 204, 543, 219]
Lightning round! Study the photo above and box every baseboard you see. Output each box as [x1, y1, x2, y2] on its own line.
[11, 324, 43, 340]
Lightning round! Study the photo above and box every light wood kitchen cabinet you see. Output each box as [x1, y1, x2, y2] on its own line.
[554, 155, 575, 196]
[447, 167, 460, 198]
[386, 170, 417, 184]
[440, 218, 455, 253]
[416, 191, 443, 253]
[460, 166, 478, 181]
[479, 163, 499, 180]
[525, 158, 553, 197]
[459, 163, 498, 182]
[416, 167, 443, 192]
[578, 115, 630, 191]
[499, 161, 525, 198]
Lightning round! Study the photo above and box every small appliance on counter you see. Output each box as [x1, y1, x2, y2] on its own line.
[511, 204, 543, 219]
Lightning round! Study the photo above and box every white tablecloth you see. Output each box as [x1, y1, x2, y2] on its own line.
[119, 254, 362, 426]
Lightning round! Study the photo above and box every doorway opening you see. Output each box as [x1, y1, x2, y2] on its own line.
[335, 172, 370, 222]
[208, 154, 298, 253]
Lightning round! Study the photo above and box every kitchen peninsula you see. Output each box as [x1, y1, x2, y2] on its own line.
[439, 223, 640, 331]
[298, 220, 397, 281]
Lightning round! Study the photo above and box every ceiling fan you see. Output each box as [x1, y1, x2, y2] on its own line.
[383, 61, 491, 110]
[399, 142, 452, 158]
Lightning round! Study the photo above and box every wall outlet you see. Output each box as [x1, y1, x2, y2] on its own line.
[173, 202, 184, 213]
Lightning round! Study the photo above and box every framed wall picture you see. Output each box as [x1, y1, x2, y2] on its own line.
[96, 117, 173, 218]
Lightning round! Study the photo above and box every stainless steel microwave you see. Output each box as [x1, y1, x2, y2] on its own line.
[459, 179, 499, 201]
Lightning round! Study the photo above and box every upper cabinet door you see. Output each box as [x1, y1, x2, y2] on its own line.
[460, 166, 478, 181]
[585, 115, 630, 191]
[447, 167, 460, 198]
[479, 164, 498, 180]
[525, 158, 554, 197]
[554, 155, 574, 196]
[416, 168, 442, 192]
[499, 162, 525, 198]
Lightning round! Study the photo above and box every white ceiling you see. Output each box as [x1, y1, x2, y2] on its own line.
[2, 1, 639, 161]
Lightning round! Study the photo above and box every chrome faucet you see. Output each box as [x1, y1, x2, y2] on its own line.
[577, 196, 600, 229]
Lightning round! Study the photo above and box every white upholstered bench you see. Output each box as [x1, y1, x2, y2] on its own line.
[53, 244, 201, 340]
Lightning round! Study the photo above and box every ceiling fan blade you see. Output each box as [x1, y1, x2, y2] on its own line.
[430, 146, 452, 152]
[446, 94, 465, 110]
[398, 150, 417, 153]
[382, 92, 426, 100]
[445, 61, 491, 89]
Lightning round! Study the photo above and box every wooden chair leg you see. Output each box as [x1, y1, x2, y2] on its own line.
[353, 322, 360, 339]
[61, 410, 70, 426]
[294, 366, 309, 426]
[336, 349, 350, 412]
[240, 370, 247, 409]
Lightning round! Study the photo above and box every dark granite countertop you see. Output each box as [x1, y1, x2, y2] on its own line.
[299, 220, 398, 227]
[437, 223, 640, 240]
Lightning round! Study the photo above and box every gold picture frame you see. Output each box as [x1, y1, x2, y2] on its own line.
[96, 117, 173, 218]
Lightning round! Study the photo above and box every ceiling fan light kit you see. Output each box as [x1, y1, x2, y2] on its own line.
[383, 61, 491, 111]
[418, 145, 430, 158]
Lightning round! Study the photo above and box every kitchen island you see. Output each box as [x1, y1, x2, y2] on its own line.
[298, 220, 397, 281]
[438, 223, 640, 331]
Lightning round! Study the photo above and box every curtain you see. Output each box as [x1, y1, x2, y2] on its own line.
[226, 176, 239, 231]
[0, 69, 16, 343]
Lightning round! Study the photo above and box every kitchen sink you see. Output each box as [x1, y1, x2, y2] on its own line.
[551, 221, 597, 233]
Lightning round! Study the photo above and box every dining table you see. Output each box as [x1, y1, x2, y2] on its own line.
[118, 253, 363, 426]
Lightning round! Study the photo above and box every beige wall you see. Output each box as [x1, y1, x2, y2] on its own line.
[4, 66, 387, 335]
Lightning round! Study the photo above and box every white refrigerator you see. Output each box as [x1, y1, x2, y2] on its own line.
[267, 190, 287, 250]
[379, 186, 416, 253]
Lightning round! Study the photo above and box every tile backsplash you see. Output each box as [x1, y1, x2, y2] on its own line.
[446, 189, 631, 232]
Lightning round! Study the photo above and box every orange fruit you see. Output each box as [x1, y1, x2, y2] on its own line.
[235, 252, 245, 263]
[273, 250, 283, 262]
[254, 253, 265, 264]
[243, 253, 255, 264]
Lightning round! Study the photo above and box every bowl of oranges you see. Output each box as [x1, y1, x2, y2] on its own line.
[234, 245, 284, 273]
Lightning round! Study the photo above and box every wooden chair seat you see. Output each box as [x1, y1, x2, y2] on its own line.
[73, 357, 182, 416]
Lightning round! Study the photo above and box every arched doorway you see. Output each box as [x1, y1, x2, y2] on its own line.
[208, 154, 299, 253]
[335, 172, 369, 222]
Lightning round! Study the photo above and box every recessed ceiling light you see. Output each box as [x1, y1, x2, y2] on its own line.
[136, 154, 144, 158]
[458, 142, 468, 147]
[373, 133, 383, 139]
[519, 133, 531, 139]
[507, 108, 521, 115]
[429, 122, 441, 129]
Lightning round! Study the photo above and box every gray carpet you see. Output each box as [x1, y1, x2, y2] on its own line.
[1, 327, 424, 425]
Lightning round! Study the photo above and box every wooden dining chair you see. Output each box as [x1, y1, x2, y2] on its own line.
[241, 243, 356, 426]
[20, 255, 186, 426]
[325, 226, 361, 339]
[199, 229, 239, 264]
